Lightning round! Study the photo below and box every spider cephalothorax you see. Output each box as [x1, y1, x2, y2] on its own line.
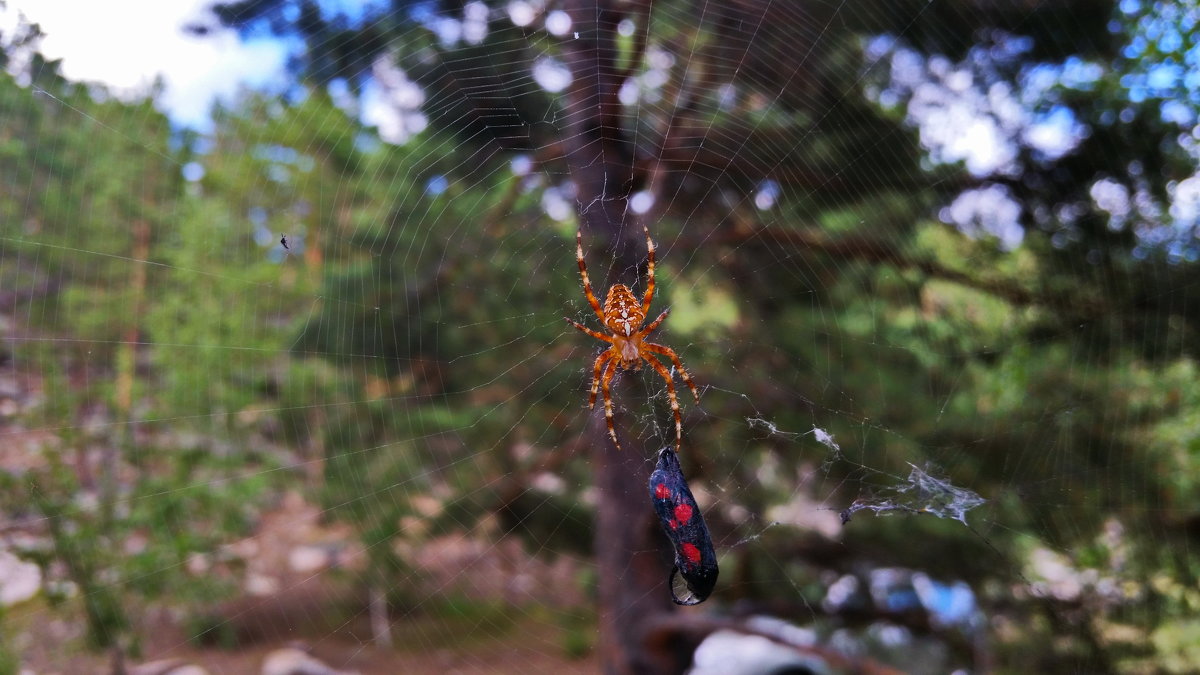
[566, 226, 700, 451]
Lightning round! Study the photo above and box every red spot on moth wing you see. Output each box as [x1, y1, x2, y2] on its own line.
[669, 520, 678, 530]
[681, 542, 702, 565]
[673, 503, 693, 523]
[655, 483, 671, 500]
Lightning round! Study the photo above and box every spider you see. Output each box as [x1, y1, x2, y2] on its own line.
[566, 226, 700, 451]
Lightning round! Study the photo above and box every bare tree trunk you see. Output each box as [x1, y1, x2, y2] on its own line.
[369, 582, 392, 648]
[109, 645, 126, 675]
[559, 2, 676, 673]
[560, 0, 640, 257]
[587, 404, 676, 674]
[107, 219, 149, 526]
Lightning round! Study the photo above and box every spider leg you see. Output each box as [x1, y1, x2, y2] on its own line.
[565, 317, 613, 343]
[644, 353, 684, 451]
[600, 356, 621, 450]
[641, 225, 656, 316]
[639, 307, 670, 336]
[587, 349, 615, 409]
[577, 230, 606, 322]
[644, 342, 701, 404]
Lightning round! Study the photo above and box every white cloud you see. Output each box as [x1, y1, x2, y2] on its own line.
[6, 0, 288, 128]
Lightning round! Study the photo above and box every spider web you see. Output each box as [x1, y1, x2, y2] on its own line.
[0, 0, 1197, 673]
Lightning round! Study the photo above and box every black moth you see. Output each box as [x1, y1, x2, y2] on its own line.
[648, 447, 718, 605]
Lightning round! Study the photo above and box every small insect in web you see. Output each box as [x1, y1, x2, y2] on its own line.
[280, 234, 290, 251]
[566, 226, 700, 451]
[649, 447, 718, 605]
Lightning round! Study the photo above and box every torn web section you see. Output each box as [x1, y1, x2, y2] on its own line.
[747, 417, 843, 468]
[744, 416, 985, 527]
[841, 463, 986, 526]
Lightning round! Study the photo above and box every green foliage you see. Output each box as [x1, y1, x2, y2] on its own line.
[559, 611, 595, 659]
[183, 611, 243, 650]
[1150, 620, 1200, 674]
[0, 29, 287, 659]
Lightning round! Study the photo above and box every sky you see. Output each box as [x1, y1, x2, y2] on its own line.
[3, 0, 289, 129]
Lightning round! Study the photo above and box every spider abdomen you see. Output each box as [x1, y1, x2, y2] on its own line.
[603, 284, 645, 336]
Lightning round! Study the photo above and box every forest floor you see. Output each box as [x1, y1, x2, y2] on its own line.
[6, 480, 597, 674]
[12, 549, 599, 675]
[14, 600, 599, 674]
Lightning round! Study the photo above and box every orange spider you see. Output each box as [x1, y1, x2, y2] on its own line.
[566, 226, 700, 451]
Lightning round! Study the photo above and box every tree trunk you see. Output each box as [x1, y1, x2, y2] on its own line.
[560, 1, 677, 672]
[587, 394, 675, 674]
[369, 581, 392, 648]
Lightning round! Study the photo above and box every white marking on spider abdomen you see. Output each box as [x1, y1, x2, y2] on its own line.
[604, 284, 645, 337]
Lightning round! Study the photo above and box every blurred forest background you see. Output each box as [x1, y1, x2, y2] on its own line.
[2, 0, 1200, 673]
